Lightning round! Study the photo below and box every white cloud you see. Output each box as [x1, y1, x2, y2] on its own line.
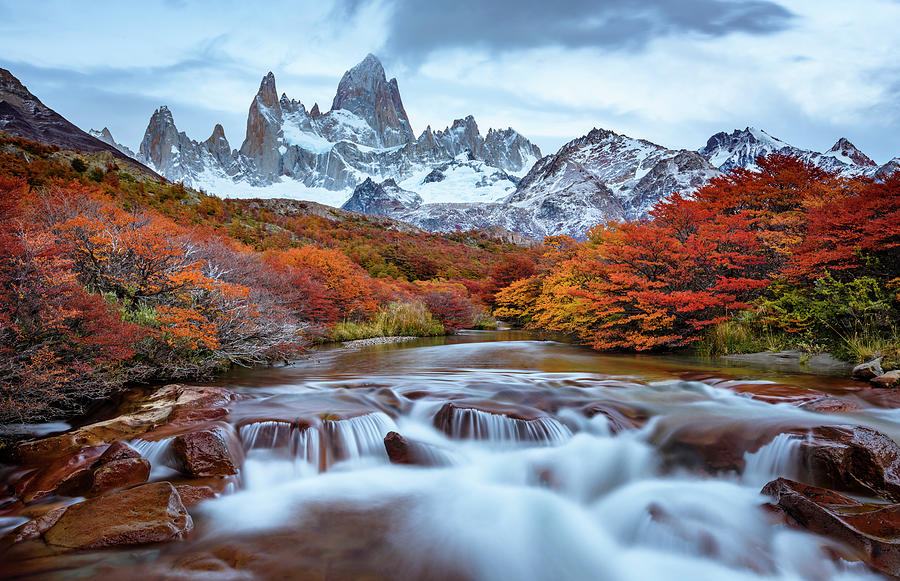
[1, 0, 897, 162]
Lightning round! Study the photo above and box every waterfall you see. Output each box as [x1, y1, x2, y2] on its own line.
[323, 412, 397, 464]
[130, 437, 178, 479]
[440, 407, 572, 445]
[742, 433, 804, 487]
[239, 420, 295, 451]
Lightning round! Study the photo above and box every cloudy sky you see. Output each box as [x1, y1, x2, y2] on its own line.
[2, 0, 898, 162]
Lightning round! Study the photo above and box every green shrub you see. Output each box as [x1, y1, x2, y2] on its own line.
[331, 301, 445, 341]
[70, 157, 88, 173]
[87, 167, 105, 182]
[471, 311, 498, 330]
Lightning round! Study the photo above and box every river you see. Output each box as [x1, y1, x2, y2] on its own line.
[5, 330, 899, 580]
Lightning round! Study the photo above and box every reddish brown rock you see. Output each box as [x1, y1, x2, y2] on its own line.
[174, 484, 217, 507]
[172, 425, 241, 477]
[98, 440, 142, 463]
[88, 457, 151, 495]
[43, 482, 192, 549]
[653, 420, 795, 473]
[14, 384, 237, 463]
[582, 403, 646, 433]
[797, 397, 863, 414]
[384, 432, 452, 467]
[2, 505, 68, 545]
[16, 446, 105, 502]
[798, 425, 900, 501]
[872, 370, 900, 389]
[762, 478, 900, 577]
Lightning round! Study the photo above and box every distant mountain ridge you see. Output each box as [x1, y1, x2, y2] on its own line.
[0, 67, 158, 175]
[133, 54, 541, 204]
[3, 63, 898, 241]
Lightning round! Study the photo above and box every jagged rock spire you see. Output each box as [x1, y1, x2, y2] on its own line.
[240, 72, 283, 179]
[331, 54, 414, 147]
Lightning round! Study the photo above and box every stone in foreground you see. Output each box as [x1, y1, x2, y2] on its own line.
[762, 477, 900, 577]
[43, 482, 193, 549]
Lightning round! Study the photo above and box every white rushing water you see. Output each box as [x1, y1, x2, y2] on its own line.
[129, 336, 897, 579]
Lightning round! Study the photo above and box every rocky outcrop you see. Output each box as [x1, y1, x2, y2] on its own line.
[483, 127, 542, 174]
[331, 54, 414, 148]
[826, 137, 877, 167]
[763, 478, 900, 577]
[88, 127, 137, 158]
[852, 357, 884, 380]
[239, 72, 282, 179]
[42, 482, 192, 549]
[342, 177, 422, 216]
[0, 68, 157, 175]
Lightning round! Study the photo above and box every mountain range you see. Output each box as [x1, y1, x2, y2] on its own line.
[2, 57, 898, 240]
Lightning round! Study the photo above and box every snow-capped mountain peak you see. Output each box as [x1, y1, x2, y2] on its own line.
[824, 137, 877, 167]
[88, 126, 137, 158]
[699, 126, 884, 177]
[699, 126, 791, 171]
[136, 54, 542, 204]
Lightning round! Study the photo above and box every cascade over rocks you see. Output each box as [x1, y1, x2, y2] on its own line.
[432, 401, 571, 444]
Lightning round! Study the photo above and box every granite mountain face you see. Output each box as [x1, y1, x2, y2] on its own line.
[135, 54, 541, 199]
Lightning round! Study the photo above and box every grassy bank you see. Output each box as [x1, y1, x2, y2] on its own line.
[696, 319, 899, 370]
[330, 301, 445, 342]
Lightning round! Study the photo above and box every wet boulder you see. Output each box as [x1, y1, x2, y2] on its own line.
[796, 397, 863, 414]
[172, 424, 242, 477]
[15, 446, 106, 503]
[42, 482, 193, 550]
[383, 432, 453, 467]
[88, 457, 151, 496]
[762, 478, 900, 577]
[98, 439, 143, 462]
[15, 441, 150, 501]
[852, 357, 884, 381]
[872, 370, 900, 389]
[652, 419, 795, 473]
[2, 505, 68, 545]
[797, 425, 900, 501]
[174, 484, 217, 507]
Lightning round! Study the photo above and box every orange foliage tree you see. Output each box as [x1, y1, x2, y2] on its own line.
[495, 155, 874, 351]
